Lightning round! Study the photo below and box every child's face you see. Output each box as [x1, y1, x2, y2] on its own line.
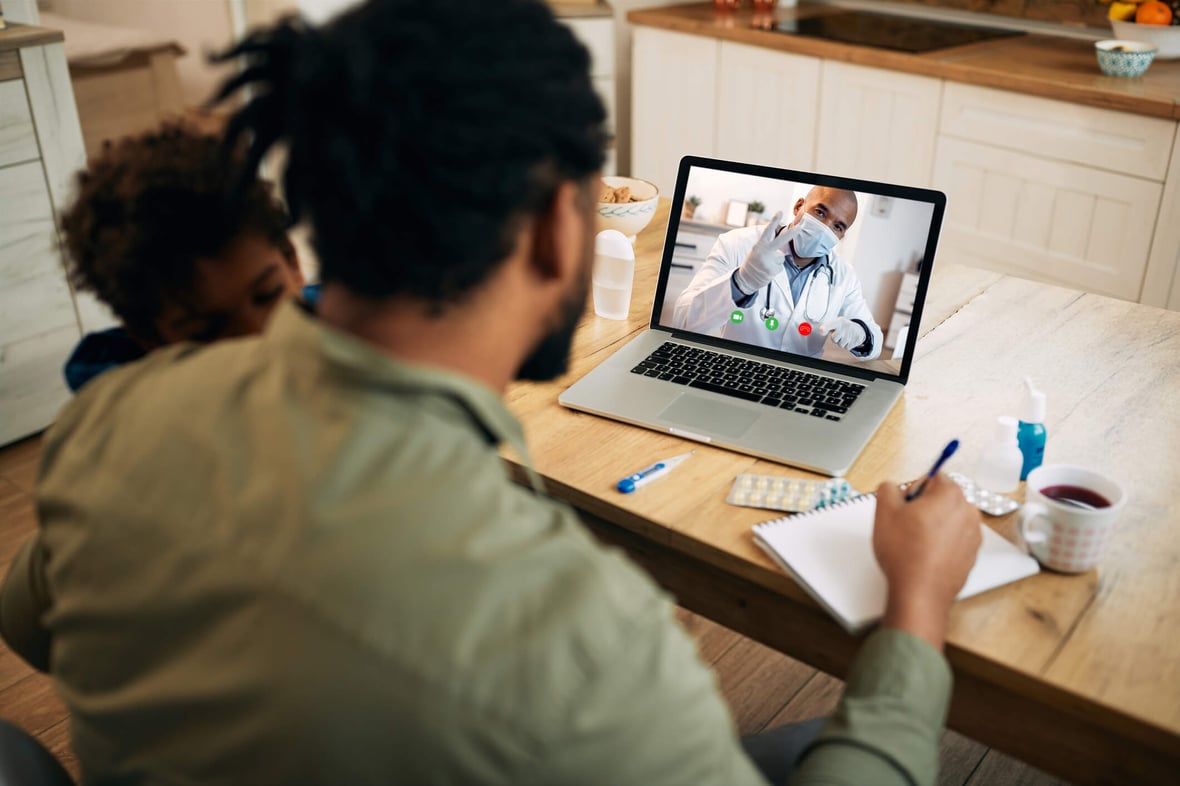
[152, 233, 305, 345]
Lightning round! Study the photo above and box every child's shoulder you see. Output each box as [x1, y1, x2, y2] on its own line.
[64, 327, 147, 393]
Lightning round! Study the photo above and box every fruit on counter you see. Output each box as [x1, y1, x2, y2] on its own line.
[1136, 0, 1174, 23]
[1107, 0, 1180, 23]
[1108, 0, 1139, 21]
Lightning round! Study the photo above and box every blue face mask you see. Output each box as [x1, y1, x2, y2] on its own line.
[790, 213, 839, 260]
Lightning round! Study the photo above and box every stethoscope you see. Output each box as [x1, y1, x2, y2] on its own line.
[758, 258, 835, 333]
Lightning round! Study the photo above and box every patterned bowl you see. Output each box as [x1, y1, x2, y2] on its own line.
[597, 176, 659, 241]
[1095, 39, 1158, 77]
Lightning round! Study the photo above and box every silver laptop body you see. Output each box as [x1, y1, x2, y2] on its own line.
[560, 156, 946, 476]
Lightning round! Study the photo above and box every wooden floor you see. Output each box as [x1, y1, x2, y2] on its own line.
[0, 433, 1069, 784]
[0, 435, 76, 779]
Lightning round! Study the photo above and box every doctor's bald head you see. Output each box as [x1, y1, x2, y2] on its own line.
[792, 186, 859, 240]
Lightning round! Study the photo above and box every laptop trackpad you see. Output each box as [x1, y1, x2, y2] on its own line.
[659, 395, 757, 438]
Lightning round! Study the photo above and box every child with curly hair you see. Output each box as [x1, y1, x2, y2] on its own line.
[60, 121, 313, 391]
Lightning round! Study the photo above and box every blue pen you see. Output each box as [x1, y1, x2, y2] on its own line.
[905, 439, 960, 501]
[616, 451, 695, 494]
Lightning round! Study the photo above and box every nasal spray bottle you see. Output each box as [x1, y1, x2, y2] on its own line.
[1017, 377, 1047, 481]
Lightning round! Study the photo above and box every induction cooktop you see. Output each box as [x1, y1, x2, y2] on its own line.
[768, 10, 1025, 54]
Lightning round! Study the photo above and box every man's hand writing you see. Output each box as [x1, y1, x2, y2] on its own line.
[872, 474, 982, 650]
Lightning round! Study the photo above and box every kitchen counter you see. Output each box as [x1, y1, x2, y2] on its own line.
[0, 22, 63, 52]
[628, 3, 1180, 119]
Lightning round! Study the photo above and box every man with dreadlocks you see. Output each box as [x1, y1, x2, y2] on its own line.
[1, 2, 980, 784]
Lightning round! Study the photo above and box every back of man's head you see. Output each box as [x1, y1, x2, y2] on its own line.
[214, 0, 608, 308]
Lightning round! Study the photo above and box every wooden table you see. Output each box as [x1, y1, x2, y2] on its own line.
[504, 201, 1180, 784]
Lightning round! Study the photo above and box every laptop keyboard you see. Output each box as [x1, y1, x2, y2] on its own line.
[630, 342, 865, 422]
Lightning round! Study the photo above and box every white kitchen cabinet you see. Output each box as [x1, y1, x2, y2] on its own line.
[939, 83, 1175, 182]
[629, 22, 1180, 309]
[560, 14, 618, 175]
[0, 28, 89, 445]
[1141, 126, 1180, 310]
[933, 83, 1173, 302]
[933, 137, 1161, 301]
[815, 61, 941, 187]
[631, 26, 718, 198]
[715, 41, 819, 173]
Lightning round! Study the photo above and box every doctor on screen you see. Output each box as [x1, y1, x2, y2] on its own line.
[672, 186, 883, 360]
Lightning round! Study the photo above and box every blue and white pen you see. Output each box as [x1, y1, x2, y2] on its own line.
[616, 451, 696, 494]
[905, 439, 960, 501]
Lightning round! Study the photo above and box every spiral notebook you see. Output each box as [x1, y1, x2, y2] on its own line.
[752, 493, 1039, 634]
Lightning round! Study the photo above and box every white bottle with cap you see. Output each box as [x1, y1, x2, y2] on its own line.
[592, 229, 635, 320]
[975, 416, 1023, 493]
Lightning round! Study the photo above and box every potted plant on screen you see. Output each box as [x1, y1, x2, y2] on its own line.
[683, 194, 702, 219]
[747, 199, 766, 226]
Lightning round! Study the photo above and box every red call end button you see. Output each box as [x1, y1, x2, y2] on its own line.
[798, 322, 812, 336]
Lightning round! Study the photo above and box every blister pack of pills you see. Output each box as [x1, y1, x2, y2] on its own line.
[727, 474, 858, 513]
[948, 472, 1021, 516]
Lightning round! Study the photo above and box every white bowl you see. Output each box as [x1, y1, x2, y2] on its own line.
[1111, 20, 1180, 60]
[597, 176, 659, 242]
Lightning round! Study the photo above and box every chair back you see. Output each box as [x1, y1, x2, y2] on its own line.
[0, 718, 74, 786]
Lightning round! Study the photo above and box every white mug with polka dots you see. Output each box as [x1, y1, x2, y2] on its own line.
[1018, 465, 1126, 574]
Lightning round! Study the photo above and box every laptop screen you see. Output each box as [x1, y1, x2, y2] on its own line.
[651, 157, 945, 384]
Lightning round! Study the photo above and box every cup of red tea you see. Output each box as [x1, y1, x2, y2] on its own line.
[1019, 465, 1126, 573]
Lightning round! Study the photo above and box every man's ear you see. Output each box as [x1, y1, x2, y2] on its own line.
[792, 197, 805, 219]
[531, 179, 590, 285]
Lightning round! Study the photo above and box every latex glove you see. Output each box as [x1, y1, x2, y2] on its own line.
[821, 317, 868, 353]
[733, 211, 799, 295]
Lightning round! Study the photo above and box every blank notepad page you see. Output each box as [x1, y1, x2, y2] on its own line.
[752, 494, 1040, 634]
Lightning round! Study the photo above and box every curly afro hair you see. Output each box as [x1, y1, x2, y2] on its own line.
[60, 121, 294, 342]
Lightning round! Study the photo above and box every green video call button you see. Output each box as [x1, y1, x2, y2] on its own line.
[730, 310, 744, 324]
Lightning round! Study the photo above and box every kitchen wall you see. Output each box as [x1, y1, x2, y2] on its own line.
[683, 168, 811, 228]
[850, 195, 934, 324]
[39, 0, 239, 106]
[26, 0, 365, 106]
[238, 0, 360, 28]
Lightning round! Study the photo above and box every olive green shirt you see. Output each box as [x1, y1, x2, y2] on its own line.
[1, 301, 951, 785]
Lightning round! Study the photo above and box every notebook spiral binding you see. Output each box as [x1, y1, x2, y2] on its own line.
[753, 492, 874, 532]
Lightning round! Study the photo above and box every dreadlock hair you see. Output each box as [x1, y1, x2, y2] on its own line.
[60, 121, 294, 342]
[211, 0, 608, 307]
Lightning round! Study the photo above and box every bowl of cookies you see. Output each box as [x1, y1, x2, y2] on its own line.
[598, 176, 659, 242]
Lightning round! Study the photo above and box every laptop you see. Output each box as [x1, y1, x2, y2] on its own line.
[559, 156, 946, 476]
